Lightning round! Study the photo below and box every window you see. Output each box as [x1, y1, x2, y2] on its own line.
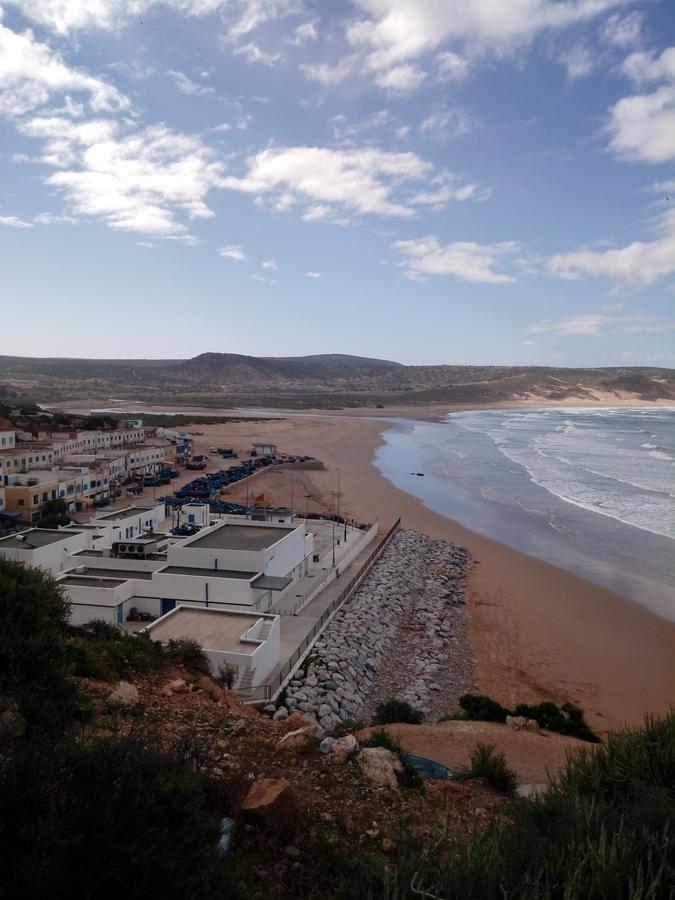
[33, 496, 38, 505]
[18, 499, 24, 506]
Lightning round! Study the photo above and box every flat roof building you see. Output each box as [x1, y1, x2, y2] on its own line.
[0, 527, 92, 574]
[144, 606, 281, 687]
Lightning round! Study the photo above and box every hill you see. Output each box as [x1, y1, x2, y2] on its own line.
[0, 352, 674, 407]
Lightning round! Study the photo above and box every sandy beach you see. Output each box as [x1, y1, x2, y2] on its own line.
[159, 410, 675, 735]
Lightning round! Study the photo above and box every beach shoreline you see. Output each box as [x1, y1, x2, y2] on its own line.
[162, 410, 675, 735]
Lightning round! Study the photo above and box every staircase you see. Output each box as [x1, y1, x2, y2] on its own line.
[238, 668, 255, 692]
[258, 621, 273, 641]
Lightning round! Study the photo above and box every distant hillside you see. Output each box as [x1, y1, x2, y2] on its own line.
[0, 352, 674, 407]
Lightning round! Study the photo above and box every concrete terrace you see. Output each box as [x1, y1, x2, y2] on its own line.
[146, 607, 263, 653]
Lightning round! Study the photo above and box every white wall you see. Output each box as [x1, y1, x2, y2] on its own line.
[168, 520, 310, 582]
[0, 529, 93, 575]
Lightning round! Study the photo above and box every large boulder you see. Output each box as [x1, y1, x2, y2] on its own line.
[107, 681, 139, 707]
[240, 778, 299, 836]
[356, 747, 403, 789]
[277, 724, 319, 752]
[161, 678, 188, 696]
[327, 734, 358, 765]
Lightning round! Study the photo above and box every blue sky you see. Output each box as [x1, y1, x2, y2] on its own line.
[1, 0, 674, 366]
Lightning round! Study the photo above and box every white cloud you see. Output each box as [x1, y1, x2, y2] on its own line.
[374, 64, 426, 92]
[621, 46, 675, 83]
[343, 0, 625, 90]
[4, 0, 223, 35]
[305, 271, 322, 278]
[420, 105, 475, 139]
[0, 18, 128, 118]
[394, 235, 520, 283]
[262, 259, 277, 269]
[233, 42, 281, 66]
[434, 50, 470, 81]
[34, 211, 77, 224]
[167, 69, 215, 96]
[330, 109, 392, 145]
[301, 55, 358, 85]
[221, 144, 482, 220]
[608, 47, 675, 163]
[0, 214, 32, 228]
[600, 11, 643, 48]
[220, 0, 303, 41]
[137, 240, 155, 247]
[252, 272, 276, 282]
[19, 115, 226, 238]
[623, 319, 675, 333]
[527, 313, 675, 336]
[559, 44, 595, 80]
[527, 315, 615, 335]
[548, 209, 675, 288]
[288, 21, 317, 45]
[219, 244, 247, 261]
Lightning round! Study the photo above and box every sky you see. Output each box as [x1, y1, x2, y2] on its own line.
[1, 0, 674, 366]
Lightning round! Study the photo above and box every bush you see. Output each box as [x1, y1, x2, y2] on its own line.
[459, 693, 510, 723]
[363, 728, 400, 753]
[372, 699, 424, 726]
[71, 625, 207, 680]
[0, 735, 245, 900]
[455, 693, 600, 742]
[332, 719, 365, 738]
[0, 559, 87, 733]
[166, 638, 208, 672]
[513, 701, 600, 743]
[468, 742, 519, 795]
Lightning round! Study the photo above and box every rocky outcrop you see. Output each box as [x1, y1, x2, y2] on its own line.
[240, 778, 299, 835]
[326, 734, 358, 765]
[356, 747, 403, 789]
[107, 680, 139, 707]
[284, 530, 472, 727]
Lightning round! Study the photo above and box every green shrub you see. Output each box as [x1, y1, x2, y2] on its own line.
[0, 736, 244, 900]
[166, 638, 208, 671]
[459, 692, 510, 723]
[363, 728, 401, 753]
[71, 625, 206, 680]
[468, 742, 519, 795]
[0, 559, 88, 733]
[455, 693, 601, 742]
[513, 700, 600, 743]
[332, 718, 365, 738]
[400, 712, 675, 899]
[372, 699, 424, 725]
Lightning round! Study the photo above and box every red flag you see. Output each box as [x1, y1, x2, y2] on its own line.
[254, 493, 265, 503]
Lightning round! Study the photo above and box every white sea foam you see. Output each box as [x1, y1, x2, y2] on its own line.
[451, 407, 675, 540]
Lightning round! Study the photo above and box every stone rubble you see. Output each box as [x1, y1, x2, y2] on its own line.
[283, 529, 474, 729]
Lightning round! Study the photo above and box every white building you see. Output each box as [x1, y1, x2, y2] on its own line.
[0, 527, 92, 574]
[143, 606, 280, 688]
[89, 502, 167, 546]
[0, 430, 16, 450]
[57, 515, 314, 625]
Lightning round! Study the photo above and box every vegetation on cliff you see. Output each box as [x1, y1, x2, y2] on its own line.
[0, 561, 672, 899]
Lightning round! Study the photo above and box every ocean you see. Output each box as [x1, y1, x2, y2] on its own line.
[374, 407, 675, 621]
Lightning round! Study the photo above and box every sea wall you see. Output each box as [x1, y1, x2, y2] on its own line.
[281, 529, 473, 729]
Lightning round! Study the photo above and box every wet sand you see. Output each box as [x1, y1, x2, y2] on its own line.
[177, 413, 675, 735]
